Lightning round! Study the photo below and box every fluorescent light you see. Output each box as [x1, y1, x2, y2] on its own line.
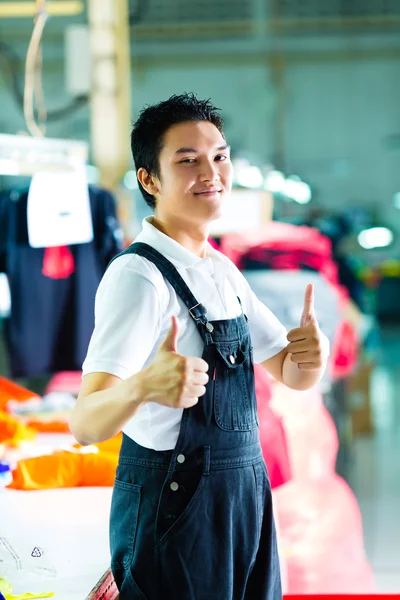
[236, 165, 264, 189]
[282, 178, 312, 204]
[358, 227, 393, 250]
[264, 170, 285, 193]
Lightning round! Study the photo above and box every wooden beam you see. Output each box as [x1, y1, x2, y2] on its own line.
[0, 1, 84, 18]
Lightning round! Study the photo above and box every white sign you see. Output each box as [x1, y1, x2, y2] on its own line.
[209, 189, 271, 235]
[27, 170, 93, 248]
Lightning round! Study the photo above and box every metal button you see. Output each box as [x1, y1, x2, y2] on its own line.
[177, 454, 186, 464]
[170, 481, 179, 492]
[229, 355, 235, 364]
[206, 322, 214, 333]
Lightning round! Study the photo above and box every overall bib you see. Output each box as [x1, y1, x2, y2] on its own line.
[109, 243, 282, 600]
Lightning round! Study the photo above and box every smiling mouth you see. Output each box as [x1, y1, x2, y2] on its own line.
[194, 189, 222, 196]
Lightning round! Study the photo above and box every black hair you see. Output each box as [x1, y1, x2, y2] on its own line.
[130, 92, 225, 209]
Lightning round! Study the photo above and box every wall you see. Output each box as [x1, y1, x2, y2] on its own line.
[130, 63, 277, 163]
[1, 19, 400, 227]
[283, 58, 400, 220]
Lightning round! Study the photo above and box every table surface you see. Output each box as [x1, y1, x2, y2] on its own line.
[1, 435, 113, 599]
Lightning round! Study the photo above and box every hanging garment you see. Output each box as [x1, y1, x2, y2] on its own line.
[220, 222, 347, 295]
[0, 186, 123, 379]
[108, 243, 282, 600]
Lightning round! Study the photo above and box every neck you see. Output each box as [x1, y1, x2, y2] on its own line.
[152, 215, 209, 258]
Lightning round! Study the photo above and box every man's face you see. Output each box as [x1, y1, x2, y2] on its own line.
[153, 121, 233, 225]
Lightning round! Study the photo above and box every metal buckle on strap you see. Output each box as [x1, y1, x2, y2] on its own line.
[189, 303, 214, 333]
[189, 303, 204, 320]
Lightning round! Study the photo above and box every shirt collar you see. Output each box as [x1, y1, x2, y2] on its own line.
[135, 217, 223, 270]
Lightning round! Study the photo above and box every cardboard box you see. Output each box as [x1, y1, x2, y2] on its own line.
[346, 360, 375, 436]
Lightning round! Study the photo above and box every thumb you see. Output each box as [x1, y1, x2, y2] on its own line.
[301, 283, 315, 327]
[161, 316, 179, 353]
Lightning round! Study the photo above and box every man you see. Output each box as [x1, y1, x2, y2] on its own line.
[71, 93, 328, 599]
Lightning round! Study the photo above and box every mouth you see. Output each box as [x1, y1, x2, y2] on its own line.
[194, 189, 223, 196]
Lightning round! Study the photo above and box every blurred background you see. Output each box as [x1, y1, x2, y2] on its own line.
[0, 1, 399, 598]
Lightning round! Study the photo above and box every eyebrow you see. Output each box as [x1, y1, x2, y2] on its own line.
[175, 144, 230, 155]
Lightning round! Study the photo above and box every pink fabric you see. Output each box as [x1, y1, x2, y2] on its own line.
[45, 371, 82, 396]
[270, 382, 338, 480]
[219, 223, 349, 300]
[331, 320, 359, 379]
[274, 476, 376, 594]
[42, 246, 75, 279]
[254, 364, 292, 489]
[270, 381, 375, 593]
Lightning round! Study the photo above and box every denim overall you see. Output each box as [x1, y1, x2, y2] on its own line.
[109, 243, 282, 600]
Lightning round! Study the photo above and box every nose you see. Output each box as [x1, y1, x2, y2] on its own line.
[199, 159, 219, 183]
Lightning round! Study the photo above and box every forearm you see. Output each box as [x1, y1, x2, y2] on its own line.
[70, 374, 146, 446]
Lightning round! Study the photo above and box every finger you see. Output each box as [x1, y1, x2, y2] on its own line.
[297, 362, 318, 372]
[161, 316, 179, 353]
[179, 396, 199, 409]
[303, 283, 315, 317]
[287, 327, 308, 343]
[185, 384, 207, 398]
[192, 372, 209, 386]
[286, 341, 312, 354]
[190, 357, 209, 373]
[290, 351, 311, 364]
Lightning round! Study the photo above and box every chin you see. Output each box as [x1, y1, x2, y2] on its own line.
[201, 201, 223, 222]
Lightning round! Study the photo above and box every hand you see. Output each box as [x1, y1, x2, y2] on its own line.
[138, 316, 209, 409]
[286, 284, 326, 372]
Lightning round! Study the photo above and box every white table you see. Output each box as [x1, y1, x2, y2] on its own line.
[1, 434, 113, 599]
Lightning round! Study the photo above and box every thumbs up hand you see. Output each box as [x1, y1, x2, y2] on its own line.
[138, 316, 209, 409]
[286, 284, 326, 372]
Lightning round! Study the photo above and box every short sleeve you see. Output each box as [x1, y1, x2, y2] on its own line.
[239, 275, 288, 363]
[82, 262, 161, 380]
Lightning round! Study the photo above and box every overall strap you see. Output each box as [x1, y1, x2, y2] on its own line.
[108, 242, 214, 341]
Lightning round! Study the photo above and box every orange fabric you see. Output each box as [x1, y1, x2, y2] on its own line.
[8, 452, 82, 490]
[81, 452, 119, 486]
[8, 449, 119, 490]
[0, 377, 40, 411]
[73, 433, 122, 454]
[25, 419, 71, 434]
[0, 412, 36, 446]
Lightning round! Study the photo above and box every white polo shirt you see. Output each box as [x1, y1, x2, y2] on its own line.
[82, 217, 288, 451]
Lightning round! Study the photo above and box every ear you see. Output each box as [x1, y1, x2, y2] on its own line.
[137, 167, 159, 196]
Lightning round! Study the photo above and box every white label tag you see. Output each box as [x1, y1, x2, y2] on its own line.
[27, 170, 93, 248]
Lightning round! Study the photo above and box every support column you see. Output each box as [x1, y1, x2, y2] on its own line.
[88, 0, 131, 192]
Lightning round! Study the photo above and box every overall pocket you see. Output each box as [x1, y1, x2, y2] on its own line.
[110, 479, 141, 570]
[213, 343, 258, 431]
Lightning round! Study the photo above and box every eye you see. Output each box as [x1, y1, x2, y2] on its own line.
[179, 158, 196, 164]
[215, 155, 227, 162]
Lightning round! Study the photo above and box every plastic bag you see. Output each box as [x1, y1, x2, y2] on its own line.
[0, 538, 56, 586]
[0, 575, 54, 599]
[254, 365, 292, 489]
[273, 476, 376, 594]
[270, 382, 338, 480]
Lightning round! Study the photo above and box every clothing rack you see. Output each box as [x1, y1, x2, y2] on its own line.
[0, 133, 88, 176]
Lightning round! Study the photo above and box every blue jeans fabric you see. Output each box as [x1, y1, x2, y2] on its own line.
[109, 243, 282, 599]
